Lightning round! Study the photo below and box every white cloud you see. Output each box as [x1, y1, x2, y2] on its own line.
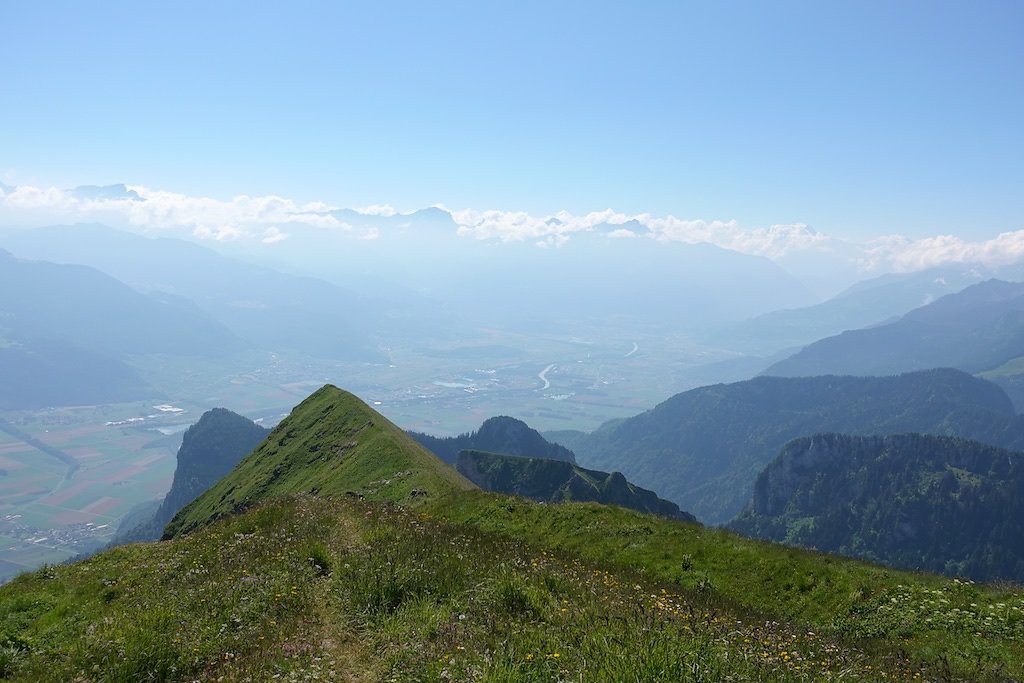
[2, 178, 1024, 278]
[447, 207, 828, 260]
[4, 185, 75, 210]
[450, 207, 634, 242]
[0, 183, 347, 240]
[261, 226, 289, 244]
[536, 234, 570, 249]
[860, 230, 1024, 273]
[608, 228, 639, 239]
[354, 204, 397, 217]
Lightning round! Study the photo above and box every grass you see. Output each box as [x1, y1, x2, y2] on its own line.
[435, 491, 1024, 682]
[0, 496, 942, 682]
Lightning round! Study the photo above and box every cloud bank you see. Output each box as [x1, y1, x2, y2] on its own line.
[1, 181, 1022, 277]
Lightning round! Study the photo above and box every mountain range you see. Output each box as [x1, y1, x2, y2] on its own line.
[1, 221, 818, 341]
[552, 368, 1024, 524]
[0, 247, 240, 359]
[0, 248, 244, 408]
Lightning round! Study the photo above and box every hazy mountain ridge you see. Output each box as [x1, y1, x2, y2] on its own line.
[0, 337, 153, 409]
[703, 264, 997, 356]
[454, 449, 693, 521]
[0, 248, 242, 359]
[409, 415, 577, 464]
[2, 221, 818, 340]
[566, 368, 1024, 524]
[0, 248, 249, 408]
[0, 225, 386, 362]
[731, 432, 1024, 582]
[765, 279, 1024, 379]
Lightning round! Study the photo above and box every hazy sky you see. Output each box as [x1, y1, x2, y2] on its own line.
[2, 1, 1022, 243]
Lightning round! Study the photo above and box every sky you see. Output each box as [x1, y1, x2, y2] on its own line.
[2, 1, 1023, 260]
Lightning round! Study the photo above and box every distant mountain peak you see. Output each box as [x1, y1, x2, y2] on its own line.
[410, 415, 577, 464]
[68, 184, 142, 201]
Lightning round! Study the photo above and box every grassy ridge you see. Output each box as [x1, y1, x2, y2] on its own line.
[0, 496, 947, 682]
[436, 491, 1024, 681]
[164, 385, 474, 538]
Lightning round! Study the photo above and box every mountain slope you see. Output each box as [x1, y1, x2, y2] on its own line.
[731, 433, 1024, 582]
[410, 415, 577, 464]
[455, 449, 693, 521]
[0, 248, 242, 359]
[703, 265, 989, 355]
[163, 385, 475, 538]
[765, 279, 1024, 378]
[115, 408, 270, 543]
[568, 368, 1024, 524]
[0, 337, 153, 409]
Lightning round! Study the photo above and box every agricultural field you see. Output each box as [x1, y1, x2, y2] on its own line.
[0, 402, 184, 582]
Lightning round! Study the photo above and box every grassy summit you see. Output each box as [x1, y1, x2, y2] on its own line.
[164, 385, 474, 538]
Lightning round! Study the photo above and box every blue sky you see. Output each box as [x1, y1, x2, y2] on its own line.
[2, 1, 1023, 242]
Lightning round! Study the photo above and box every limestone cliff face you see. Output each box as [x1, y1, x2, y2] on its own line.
[748, 434, 872, 517]
[115, 409, 269, 543]
[732, 432, 1024, 582]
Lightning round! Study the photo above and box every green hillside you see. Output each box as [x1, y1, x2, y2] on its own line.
[455, 449, 693, 521]
[2, 386, 1024, 682]
[731, 432, 1024, 581]
[163, 385, 475, 538]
